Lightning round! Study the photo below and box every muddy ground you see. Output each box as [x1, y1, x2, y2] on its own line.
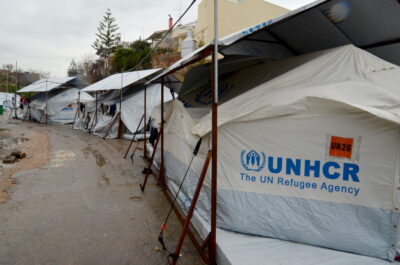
[0, 115, 202, 265]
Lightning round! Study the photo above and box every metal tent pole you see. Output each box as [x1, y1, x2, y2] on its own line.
[73, 91, 80, 125]
[118, 70, 124, 139]
[143, 85, 148, 159]
[6, 70, 8, 113]
[123, 114, 144, 159]
[209, 0, 219, 263]
[14, 61, 18, 119]
[140, 126, 162, 192]
[159, 77, 166, 188]
[45, 79, 48, 124]
[95, 91, 98, 127]
[90, 91, 98, 132]
[170, 150, 212, 265]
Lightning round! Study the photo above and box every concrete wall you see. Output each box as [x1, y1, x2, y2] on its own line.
[193, 0, 289, 45]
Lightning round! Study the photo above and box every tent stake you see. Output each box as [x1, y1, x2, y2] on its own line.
[140, 126, 162, 192]
[170, 150, 212, 265]
[123, 114, 145, 159]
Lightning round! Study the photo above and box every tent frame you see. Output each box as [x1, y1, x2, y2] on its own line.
[141, 1, 219, 263]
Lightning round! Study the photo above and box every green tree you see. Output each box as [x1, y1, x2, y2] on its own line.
[67, 59, 79, 76]
[92, 9, 121, 60]
[111, 39, 151, 72]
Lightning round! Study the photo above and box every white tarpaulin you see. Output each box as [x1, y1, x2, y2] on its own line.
[152, 45, 400, 261]
[81, 69, 162, 92]
[0, 93, 20, 110]
[18, 77, 77, 93]
[91, 83, 173, 139]
[28, 88, 93, 124]
[148, 0, 400, 86]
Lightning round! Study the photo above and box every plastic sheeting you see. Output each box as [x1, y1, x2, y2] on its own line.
[81, 69, 162, 92]
[0, 93, 20, 110]
[148, 0, 400, 86]
[28, 88, 91, 124]
[152, 45, 400, 261]
[91, 83, 173, 139]
[18, 77, 78, 93]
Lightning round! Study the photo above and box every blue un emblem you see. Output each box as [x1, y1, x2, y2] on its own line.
[240, 150, 266, 172]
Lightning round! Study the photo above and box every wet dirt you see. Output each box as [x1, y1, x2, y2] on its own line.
[98, 174, 110, 187]
[0, 126, 49, 204]
[0, 117, 202, 265]
[82, 146, 106, 167]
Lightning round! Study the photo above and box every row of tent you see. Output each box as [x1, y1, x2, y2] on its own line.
[15, 0, 400, 264]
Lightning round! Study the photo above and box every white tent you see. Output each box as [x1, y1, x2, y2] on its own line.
[90, 83, 173, 139]
[76, 69, 178, 139]
[81, 69, 161, 92]
[18, 77, 80, 93]
[0, 93, 20, 110]
[151, 45, 400, 262]
[28, 88, 93, 124]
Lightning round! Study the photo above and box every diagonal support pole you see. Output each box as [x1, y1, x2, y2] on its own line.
[123, 114, 145, 159]
[170, 150, 212, 265]
[140, 127, 162, 192]
[103, 112, 120, 139]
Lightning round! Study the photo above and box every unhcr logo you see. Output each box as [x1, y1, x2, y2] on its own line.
[240, 150, 266, 172]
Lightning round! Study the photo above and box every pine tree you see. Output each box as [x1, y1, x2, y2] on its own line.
[67, 59, 79, 76]
[92, 9, 121, 60]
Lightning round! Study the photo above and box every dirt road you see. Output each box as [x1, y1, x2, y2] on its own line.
[0, 118, 201, 265]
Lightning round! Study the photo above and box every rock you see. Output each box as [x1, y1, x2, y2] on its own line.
[11, 151, 26, 159]
[10, 178, 16, 184]
[3, 155, 16, 164]
[154, 246, 160, 252]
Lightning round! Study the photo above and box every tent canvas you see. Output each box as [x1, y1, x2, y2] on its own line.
[160, 156, 395, 265]
[17, 77, 86, 93]
[28, 88, 93, 124]
[89, 83, 173, 139]
[178, 53, 320, 108]
[147, 0, 400, 85]
[81, 69, 162, 92]
[0, 93, 20, 110]
[151, 45, 400, 261]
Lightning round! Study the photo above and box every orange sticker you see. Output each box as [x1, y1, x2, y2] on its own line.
[329, 136, 353, 159]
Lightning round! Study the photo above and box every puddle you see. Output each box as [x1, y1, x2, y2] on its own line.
[49, 150, 76, 168]
[82, 147, 106, 167]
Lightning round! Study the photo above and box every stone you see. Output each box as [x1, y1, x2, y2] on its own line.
[3, 155, 16, 164]
[11, 151, 26, 159]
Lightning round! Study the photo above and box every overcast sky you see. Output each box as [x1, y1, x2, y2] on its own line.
[0, 0, 313, 77]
